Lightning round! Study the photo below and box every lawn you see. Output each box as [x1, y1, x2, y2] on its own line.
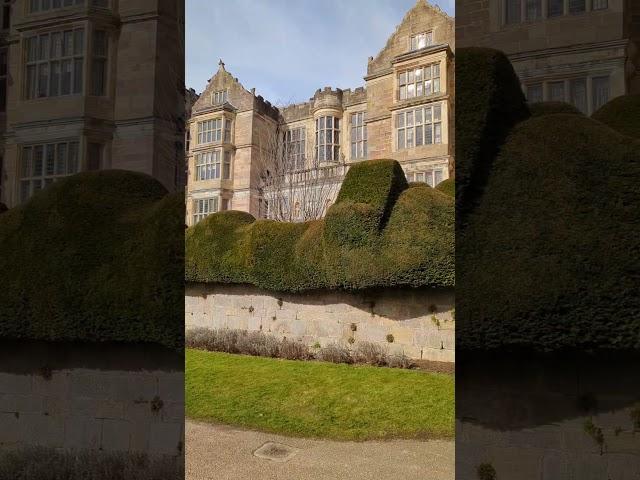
[186, 349, 454, 441]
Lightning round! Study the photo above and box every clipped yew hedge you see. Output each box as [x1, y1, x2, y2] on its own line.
[592, 94, 640, 140]
[457, 112, 640, 351]
[455, 47, 529, 227]
[0, 170, 184, 350]
[185, 159, 454, 291]
[435, 178, 454, 197]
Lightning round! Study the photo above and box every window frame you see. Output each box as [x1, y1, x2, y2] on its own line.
[398, 62, 441, 101]
[350, 111, 367, 160]
[20, 140, 80, 202]
[24, 27, 85, 100]
[395, 103, 443, 151]
[192, 197, 219, 224]
[409, 31, 433, 51]
[284, 126, 306, 170]
[315, 115, 340, 162]
[197, 117, 230, 145]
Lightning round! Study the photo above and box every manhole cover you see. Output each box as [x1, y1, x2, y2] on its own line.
[253, 442, 299, 462]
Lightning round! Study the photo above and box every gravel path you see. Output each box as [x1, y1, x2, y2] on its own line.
[186, 420, 454, 480]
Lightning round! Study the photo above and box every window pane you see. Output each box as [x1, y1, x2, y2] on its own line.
[50, 61, 60, 96]
[51, 32, 62, 59]
[526, 0, 542, 20]
[548, 0, 563, 16]
[38, 63, 49, 97]
[570, 78, 587, 114]
[549, 81, 565, 102]
[63, 31, 73, 56]
[39, 34, 49, 61]
[569, 0, 585, 13]
[68, 142, 79, 173]
[22, 147, 33, 177]
[434, 123, 442, 143]
[416, 125, 423, 146]
[92, 59, 105, 95]
[45, 144, 55, 175]
[74, 29, 84, 55]
[506, 0, 521, 23]
[527, 84, 543, 104]
[73, 58, 83, 94]
[593, 0, 607, 10]
[34, 146, 44, 176]
[397, 129, 405, 149]
[592, 76, 610, 112]
[56, 143, 67, 174]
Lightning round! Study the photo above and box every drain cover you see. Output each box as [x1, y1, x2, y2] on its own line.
[253, 442, 299, 462]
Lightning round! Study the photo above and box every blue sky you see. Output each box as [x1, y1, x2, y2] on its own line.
[186, 0, 454, 105]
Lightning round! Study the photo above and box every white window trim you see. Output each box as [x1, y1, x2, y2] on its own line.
[395, 103, 443, 151]
[350, 111, 367, 160]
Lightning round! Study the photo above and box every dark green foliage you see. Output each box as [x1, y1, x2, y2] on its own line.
[0, 170, 184, 350]
[457, 112, 640, 351]
[592, 94, 640, 140]
[529, 101, 583, 117]
[435, 178, 454, 197]
[455, 47, 529, 227]
[185, 159, 453, 291]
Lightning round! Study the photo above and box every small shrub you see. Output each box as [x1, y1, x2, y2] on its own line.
[312, 341, 321, 349]
[477, 462, 496, 480]
[279, 338, 312, 360]
[0, 447, 183, 480]
[350, 323, 357, 332]
[431, 315, 440, 328]
[386, 334, 394, 343]
[347, 336, 355, 344]
[236, 330, 279, 358]
[352, 341, 388, 366]
[387, 353, 414, 369]
[317, 343, 353, 364]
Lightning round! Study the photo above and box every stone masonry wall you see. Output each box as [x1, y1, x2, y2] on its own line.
[0, 343, 184, 457]
[185, 283, 455, 362]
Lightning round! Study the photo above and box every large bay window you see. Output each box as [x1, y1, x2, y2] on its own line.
[20, 141, 79, 202]
[193, 197, 218, 224]
[194, 149, 231, 181]
[396, 103, 442, 150]
[26, 28, 84, 99]
[398, 63, 440, 101]
[350, 112, 367, 159]
[284, 126, 306, 169]
[197, 118, 231, 144]
[315, 116, 340, 162]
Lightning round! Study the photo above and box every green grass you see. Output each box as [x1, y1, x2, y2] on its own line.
[186, 349, 454, 441]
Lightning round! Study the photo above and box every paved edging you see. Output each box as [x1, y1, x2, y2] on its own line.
[186, 420, 454, 480]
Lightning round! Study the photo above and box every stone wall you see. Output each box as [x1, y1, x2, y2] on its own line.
[185, 283, 455, 362]
[0, 342, 184, 457]
[456, 355, 640, 479]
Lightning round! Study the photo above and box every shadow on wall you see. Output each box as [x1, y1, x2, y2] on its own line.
[188, 282, 452, 322]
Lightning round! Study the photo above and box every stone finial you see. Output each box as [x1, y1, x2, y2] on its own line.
[218, 59, 225, 70]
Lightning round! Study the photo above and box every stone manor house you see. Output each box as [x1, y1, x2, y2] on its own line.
[186, 0, 454, 225]
[457, 0, 639, 114]
[0, 0, 184, 209]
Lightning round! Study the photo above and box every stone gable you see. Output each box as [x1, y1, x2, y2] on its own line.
[367, 0, 454, 77]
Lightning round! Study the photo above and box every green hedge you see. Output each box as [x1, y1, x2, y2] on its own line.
[0, 170, 184, 350]
[529, 101, 583, 117]
[455, 47, 529, 227]
[185, 159, 454, 291]
[435, 178, 454, 197]
[457, 112, 640, 351]
[592, 94, 640, 140]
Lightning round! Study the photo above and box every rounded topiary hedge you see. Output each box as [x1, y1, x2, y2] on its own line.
[592, 94, 640, 140]
[457, 112, 640, 351]
[435, 178, 454, 197]
[529, 101, 583, 117]
[0, 170, 184, 350]
[455, 47, 530, 227]
[185, 159, 454, 291]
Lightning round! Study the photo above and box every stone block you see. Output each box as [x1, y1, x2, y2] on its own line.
[149, 421, 183, 455]
[70, 372, 113, 399]
[0, 412, 21, 444]
[111, 373, 157, 402]
[101, 418, 131, 452]
[158, 373, 185, 403]
[63, 416, 102, 450]
[161, 401, 184, 423]
[20, 412, 65, 448]
[32, 371, 71, 397]
[0, 373, 32, 395]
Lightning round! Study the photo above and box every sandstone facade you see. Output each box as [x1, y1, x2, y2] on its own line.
[0, 0, 184, 208]
[457, 0, 639, 114]
[186, 0, 454, 224]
